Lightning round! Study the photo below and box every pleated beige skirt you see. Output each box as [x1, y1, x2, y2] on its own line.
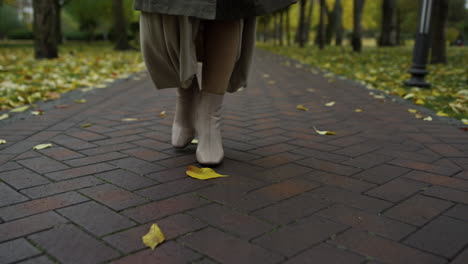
[139, 12, 257, 93]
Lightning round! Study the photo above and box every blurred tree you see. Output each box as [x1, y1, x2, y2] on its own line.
[113, 0, 132, 50]
[65, 0, 112, 40]
[379, 0, 397, 46]
[430, 0, 449, 64]
[317, 0, 326, 49]
[33, 0, 59, 59]
[0, 4, 23, 38]
[304, 0, 314, 43]
[335, 0, 344, 46]
[296, 0, 308, 47]
[352, 0, 366, 52]
[325, 0, 343, 45]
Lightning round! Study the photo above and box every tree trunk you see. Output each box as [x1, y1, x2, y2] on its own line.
[325, 2, 336, 45]
[430, 0, 448, 64]
[304, 0, 314, 43]
[296, 0, 307, 47]
[379, 0, 397, 46]
[33, 0, 59, 59]
[395, 6, 402, 45]
[286, 8, 291, 46]
[317, 0, 326, 49]
[335, 0, 343, 46]
[352, 0, 365, 52]
[113, 0, 132, 50]
[279, 11, 284, 46]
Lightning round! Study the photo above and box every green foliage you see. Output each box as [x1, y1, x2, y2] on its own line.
[7, 29, 33, 40]
[0, 42, 144, 111]
[258, 42, 468, 120]
[0, 4, 23, 36]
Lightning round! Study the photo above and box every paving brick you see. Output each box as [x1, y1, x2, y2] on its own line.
[444, 204, 468, 221]
[188, 204, 272, 240]
[308, 186, 392, 213]
[306, 170, 376, 193]
[146, 166, 187, 183]
[157, 154, 198, 168]
[341, 152, 394, 169]
[79, 143, 135, 156]
[0, 182, 29, 207]
[0, 191, 88, 221]
[317, 204, 415, 241]
[13, 150, 41, 161]
[67, 130, 108, 141]
[288, 139, 339, 152]
[0, 169, 50, 189]
[365, 178, 429, 202]
[122, 193, 209, 223]
[384, 195, 453, 226]
[248, 143, 299, 156]
[94, 169, 157, 191]
[424, 143, 467, 157]
[405, 215, 468, 258]
[248, 135, 293, 147]
[0, 211, 68, 243]
[121, 147, 172, 161]
[50, 134, 97, 150]
[79, 184, 148, 211]
[17, 156, 69, 174]
[222, 139, 258, 151]
[38, 146, 85, 161]
[284, 243, 365, 264]
[20, 176, 103, 199]
[290, 147, 350, 162]
[57, 201, 135, 236]
[111, 241, 201, 264]
[249, 152, 305, 168]
[332, 144, 380, 157]
[44, 163, 116, 181]
[93, 134, 142, 146]
[352, 164, 411, 184]
[180, 227, 284, 264]
[388, 158, 461, 176]
[108, 157, 166, 175]
[403, 170, 468, 192]
[330, 229, 446, 264]
[253, 215, 347, 257]
[224, 148, 262, 162]
[250, 163, 312, 182]
[451, 247, 468, 264]
[16, 255, 55, 264]
[295, 157, 362, 176]
[136, 178, 210, 201]
[64, 152, 127, 167]
[28, 223, 119, 264]
[424, 185, 468, 205]
[132, 138, 172, 151]
[0, 161, 22, 172]
[252, 193, 331, 225]
[0, 238, 41, 264]
[103, 214, 206, 253]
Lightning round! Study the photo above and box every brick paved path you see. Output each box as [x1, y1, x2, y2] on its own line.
[1, 49, 468, 264]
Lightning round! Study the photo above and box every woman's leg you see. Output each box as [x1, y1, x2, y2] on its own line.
[202, 19, 241, 94]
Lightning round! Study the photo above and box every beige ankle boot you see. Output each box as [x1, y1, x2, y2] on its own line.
[194, 91, 224, 165]
[172, 82, 199, 148]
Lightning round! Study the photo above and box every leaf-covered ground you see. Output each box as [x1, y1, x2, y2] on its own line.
[258, 43, 468, 122]
[0, 42, 145, 111]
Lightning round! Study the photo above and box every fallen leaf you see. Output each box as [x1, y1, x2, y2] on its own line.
[191, 139, 199, 144]
[355, 109, 363, 112]
[31, 109, 44, 115]
[33, 143, 52, 150]
[436, 111, 449, 117]
[142, 224, 165, 250]
[0, 139, 6, 144]
[122, 118, 138, 122]
[82, 123, 92, 128]
[10, 105, 30, 112]
[462, 119, 468, 125]
[0, 113, 9, 120]
[74, 99, 87, 103]
[415, 113, 424, 119]
[403, 93, 415, 99]
[159, 111, 166, 117]
[313, 126, 336, 135]
[296, 104, 309, 111]
[186, 165, 229, 180]
[415, 99, 425, 105]
[268, 80, 276, 85]
[262, 74, 270, 78]
[423, 116, 432, 121]
[373, 94, 385, 99]
[408, 109, 418, 113]
[325, 101, 336, 107]
[306, 88, 316, 93]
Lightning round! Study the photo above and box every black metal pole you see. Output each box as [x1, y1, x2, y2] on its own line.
[404, 0, 433, 88]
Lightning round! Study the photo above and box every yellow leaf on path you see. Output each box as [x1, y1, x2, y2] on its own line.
[31, 110, 43, 116]
[462, 119, 468, 125]
[306, 88, 316, 93]
[373, 94, 385, 99]
[33, 143, 52, 150]
[262, 74, 270, 78]
[159, 111, 166, 117]
[403, 93, 415, 100]
[423, 116, 433, 121]
[10, 105, 30, 112]
[268, 80, 276, 85]
[296, 104, 309, 111]
[122, 118, 138, 122]
[0, 139, 6, 144]
[325, 101, 336, 107]
[415, 99, 425, 105]
[313, 126, 336, 135]
[186, 165, 228, 180]
[408, 109, 418, 113]
[355, 109, 363, 112]
[191, 139, 199, 144]
[0, 114, 9, 120]
[82, 123, 92, 128]
[142, 224, 165, 250]
[415, 113, 424, 119]
[436, 111, 449, 117]
[74, 99, 87, 103]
